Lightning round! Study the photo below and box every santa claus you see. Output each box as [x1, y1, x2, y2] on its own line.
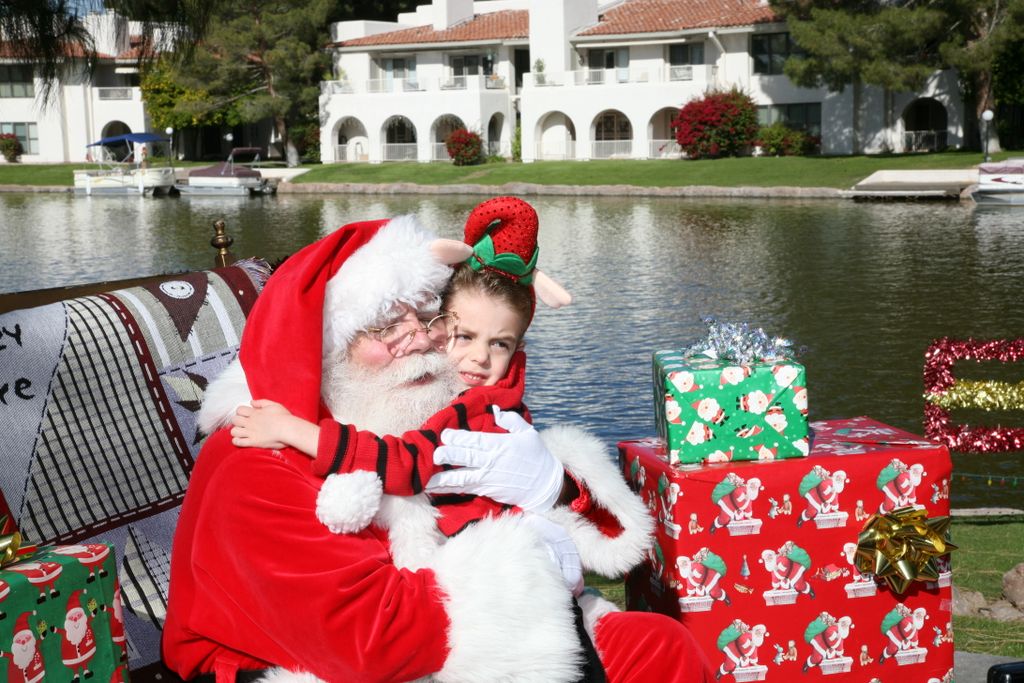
[1, 612, 45, 683]
[163, 210, 712, 682]
[4, 560, 61, 604]
[53, 590, 98, 680]
[50, 545, 111, 583]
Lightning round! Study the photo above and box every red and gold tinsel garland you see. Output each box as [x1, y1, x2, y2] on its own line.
[923, 337, 1024, 452]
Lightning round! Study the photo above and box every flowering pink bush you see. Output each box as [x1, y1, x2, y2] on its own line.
[445, 128, 484, 166]
[0, 133, 22, 162]
[671, 89, 759, 159]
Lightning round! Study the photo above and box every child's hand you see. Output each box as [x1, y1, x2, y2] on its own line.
[231, 399, 292, 450]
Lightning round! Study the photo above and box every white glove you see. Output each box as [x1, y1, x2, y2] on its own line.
[425, 407, 564, 512]
[522, 513, 584, 596]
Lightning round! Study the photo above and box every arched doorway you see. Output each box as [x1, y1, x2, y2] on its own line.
[487, 113, 505, 157]
[902, 98, 948, 152]
[592, 110, 633, 158]
[334, 117, 368, 162]
[648, 107, 682, 158]
[98, 120, 132, 161]
[535, 111, 577, 160]
[432, 114, 466, 161]
[382, 115, 417, 161]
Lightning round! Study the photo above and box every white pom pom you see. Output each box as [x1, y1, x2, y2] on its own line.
[315, 471, 384, 534]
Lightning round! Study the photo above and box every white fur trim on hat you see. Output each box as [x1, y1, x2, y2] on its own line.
[323, 215, 454, 358]
[539, 425, 655, 578]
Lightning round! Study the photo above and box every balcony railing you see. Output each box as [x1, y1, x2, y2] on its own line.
[322, 73, 507, 96]
[366, 77, 423, 94]
[649, 139, 683, 159]
[441, 75, 467, 90]
[524, 65, 714, 89]
[592, 140, 634, 159]
[904, 130, 948, 153]
[97, 87, 132, 100]
[381, 142, 417, 161]
[432, 142, 451, 161]
[534, 141, 576, 161]
[668, 65, 694, 81]
[487, 140, 511, 157]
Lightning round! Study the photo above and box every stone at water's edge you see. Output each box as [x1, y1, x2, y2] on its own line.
[953, 585, 987, 616]
[1003, 562, 1024, 608]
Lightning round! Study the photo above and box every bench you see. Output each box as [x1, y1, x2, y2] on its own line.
[0, 222, 269, 681]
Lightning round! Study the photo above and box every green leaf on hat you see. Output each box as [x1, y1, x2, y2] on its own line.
[467, 234, 537, 285]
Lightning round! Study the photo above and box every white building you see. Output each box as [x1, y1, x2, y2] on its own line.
[0, 11, 158, 163]
[319, 0, 964, 163]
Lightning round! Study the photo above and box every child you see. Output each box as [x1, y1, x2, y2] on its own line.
[230, 196, 571, 537]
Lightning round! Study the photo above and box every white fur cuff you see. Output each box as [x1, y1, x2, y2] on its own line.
[316, 471, 383, 534]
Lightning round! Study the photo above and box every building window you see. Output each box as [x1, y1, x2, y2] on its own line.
[0, 122, 39, 154]
[752, 32, 802, 75]
[451, 53, 494, 77]
[668, 43, 704, 80]
[587, 48, 630, 83]
[378, 57, 417, 84]
[595, 112, 631, 141]
[668, 43, 704, 66]
[757, 103, 821, 136]
[0, 65, 34, 98]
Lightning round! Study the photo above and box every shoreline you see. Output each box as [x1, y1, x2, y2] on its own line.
[0, 181, 848, 199]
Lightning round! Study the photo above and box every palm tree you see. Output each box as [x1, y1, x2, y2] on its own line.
[0, 0, 216, 102]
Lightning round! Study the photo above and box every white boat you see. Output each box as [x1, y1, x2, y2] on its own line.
[74, 132, 177, 196]
[972, 159, 1024, 205]
[177, 147, 274, 196]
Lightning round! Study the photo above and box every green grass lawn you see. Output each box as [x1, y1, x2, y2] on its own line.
[588, 514, 1024, 658]
[292, 150, 1018, 190]
[0, 160, 206, 187]
[1, 150, 1018, 189]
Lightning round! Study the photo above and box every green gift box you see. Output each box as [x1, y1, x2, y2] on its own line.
[653, 350, 809, 464]
[0, 543, 128, 683]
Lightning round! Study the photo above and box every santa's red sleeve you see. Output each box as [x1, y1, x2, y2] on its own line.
[163, 429, 584, 683]
[308, 351, 529, 493]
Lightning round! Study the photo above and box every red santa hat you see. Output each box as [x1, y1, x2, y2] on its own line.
[199, 216, 471, 430]
[67, 589, 86, 614]
[13, 612, 33, 638]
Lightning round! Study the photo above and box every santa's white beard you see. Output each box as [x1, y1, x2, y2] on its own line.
[12, 636, 36, 669]
[65, 610, 87, 645]
[322, 350, 459, 436]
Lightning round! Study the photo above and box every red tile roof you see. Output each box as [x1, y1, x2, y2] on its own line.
[0, 41, 111, 59]
[579, 0, 779, 36]
[336, 9, 528, 47]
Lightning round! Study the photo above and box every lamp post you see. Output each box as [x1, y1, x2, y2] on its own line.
[981, 109, 994, 163]
[165, 126, 174, 161]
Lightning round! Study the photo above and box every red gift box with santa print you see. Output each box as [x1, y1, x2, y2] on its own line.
[0, 543, 128, 683]
[620, 417, 954, 682]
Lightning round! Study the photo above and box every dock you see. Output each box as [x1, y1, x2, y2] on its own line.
[843, 169, 978, 200]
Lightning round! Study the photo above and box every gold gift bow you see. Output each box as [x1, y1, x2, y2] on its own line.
[0, 515, 36, 568]
[854, 506, 957, 594]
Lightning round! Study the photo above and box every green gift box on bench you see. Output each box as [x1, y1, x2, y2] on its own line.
[0, 543, 127, 683]
[653, 320, 810, 465]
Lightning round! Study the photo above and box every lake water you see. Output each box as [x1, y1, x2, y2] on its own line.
[1, 192, 1022, 508]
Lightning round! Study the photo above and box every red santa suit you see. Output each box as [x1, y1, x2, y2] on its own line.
[3, 613, 45, 683]
[56, 590, 98, 677]
[50, 545, 111, 582]
[163, 214, 713, 683]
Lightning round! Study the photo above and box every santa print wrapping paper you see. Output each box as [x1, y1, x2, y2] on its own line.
[0, 543, 128, 683]
[621, 417, 954, 683]
[653, 350, 809, 464]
